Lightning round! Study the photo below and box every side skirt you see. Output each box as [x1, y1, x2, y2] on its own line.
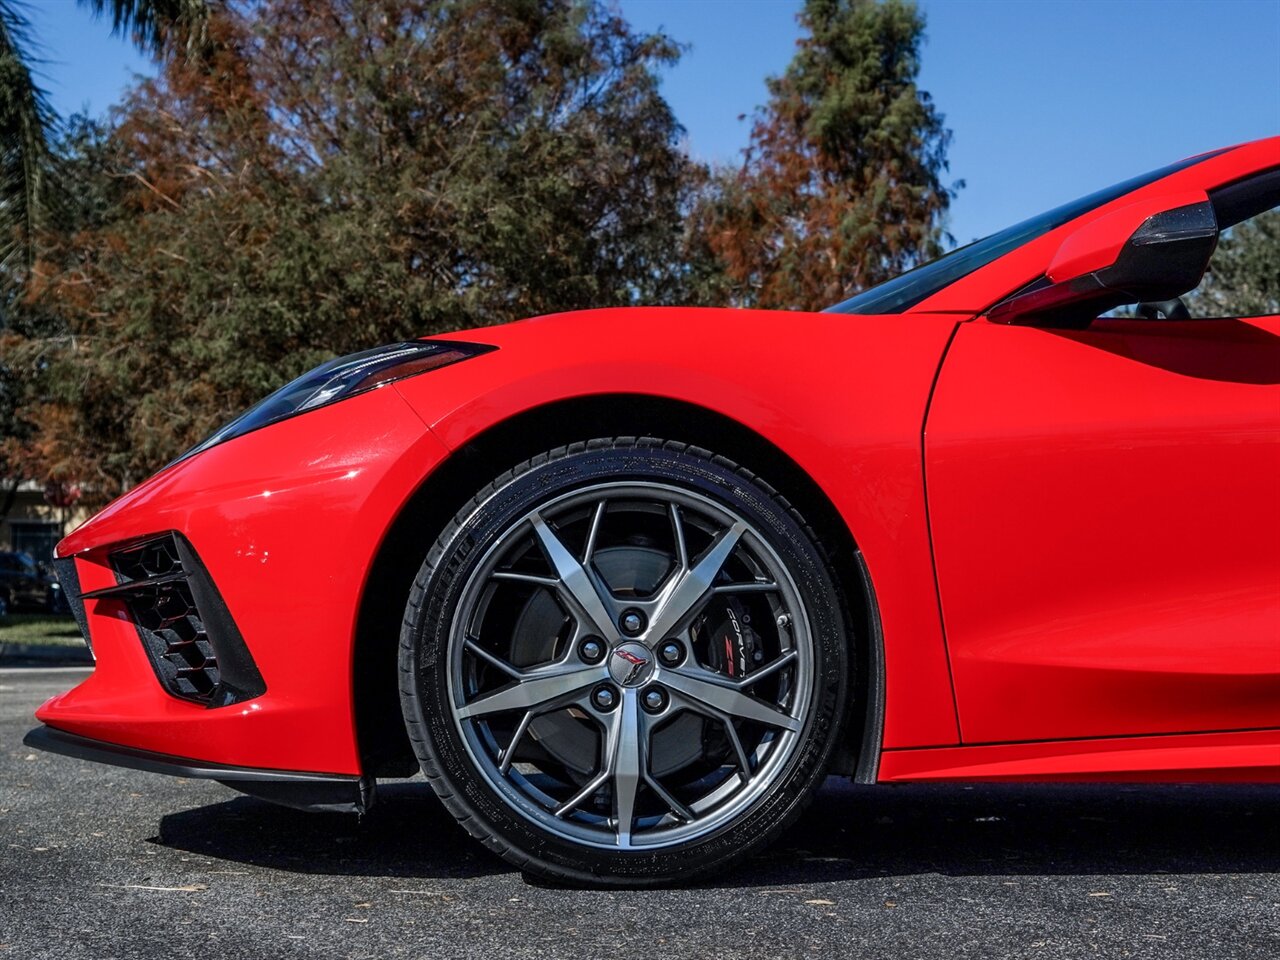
[877, 728, 1280, 783]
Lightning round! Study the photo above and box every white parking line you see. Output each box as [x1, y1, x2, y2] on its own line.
[0, 666, 94, 676]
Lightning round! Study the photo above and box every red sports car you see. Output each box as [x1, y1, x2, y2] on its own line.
[27, 137, 1280, 885]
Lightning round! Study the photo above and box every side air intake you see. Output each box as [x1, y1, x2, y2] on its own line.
[82, 533, 266, 707]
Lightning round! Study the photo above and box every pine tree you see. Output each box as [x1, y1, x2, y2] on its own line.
[694, 0, 957, 310]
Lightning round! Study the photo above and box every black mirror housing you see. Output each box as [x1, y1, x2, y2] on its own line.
[990, 200, 1219, 326]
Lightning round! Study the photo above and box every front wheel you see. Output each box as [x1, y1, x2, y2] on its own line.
[399, 439, 850, 885]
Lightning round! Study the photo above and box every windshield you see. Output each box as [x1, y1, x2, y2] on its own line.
[825, 151, 1225, 315]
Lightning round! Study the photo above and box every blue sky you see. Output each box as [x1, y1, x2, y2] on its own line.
[25, 0, 1280, 245]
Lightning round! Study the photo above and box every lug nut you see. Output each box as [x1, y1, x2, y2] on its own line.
[591, 684, 619, 712]
[658, 640, 684, 667]
[619, 608, 646, 636]
[641, 686, 668, 714]
[578, 637, 605, 664]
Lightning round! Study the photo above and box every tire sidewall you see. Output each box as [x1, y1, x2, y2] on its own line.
[402, 441, 849, 883]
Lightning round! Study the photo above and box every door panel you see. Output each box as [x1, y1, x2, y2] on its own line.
[926, 316, 1280, 743]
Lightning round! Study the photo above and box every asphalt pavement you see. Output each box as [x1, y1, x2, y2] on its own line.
[2, 666, 1276, 959]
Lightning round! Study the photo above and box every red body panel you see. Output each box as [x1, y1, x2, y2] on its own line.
[35, 135, 1280, 785]
[879, 729, 1280, 783]
[41, 387, 451, 774]
[926, 315, 1280, 744]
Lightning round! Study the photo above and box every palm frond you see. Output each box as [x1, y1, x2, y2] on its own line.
[0, 1, 55, 273]
[77, 0, 212, 60]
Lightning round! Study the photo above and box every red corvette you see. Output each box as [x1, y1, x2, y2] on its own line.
[27, 137, 1280, 885]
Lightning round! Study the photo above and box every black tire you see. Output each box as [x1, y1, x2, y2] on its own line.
[398, 438, 851, 886]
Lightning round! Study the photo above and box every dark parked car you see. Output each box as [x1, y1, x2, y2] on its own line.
[0, 552, 66, 617]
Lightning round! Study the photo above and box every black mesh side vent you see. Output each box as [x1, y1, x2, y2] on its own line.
[114, 537, 184, 583]
[106, 534, 264, 707]
[131, 581, 220, 700]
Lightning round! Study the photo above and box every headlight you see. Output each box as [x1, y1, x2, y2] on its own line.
[174, 340, 493, 465]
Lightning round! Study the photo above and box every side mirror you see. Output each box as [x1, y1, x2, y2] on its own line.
[989, 191, 1218, 325]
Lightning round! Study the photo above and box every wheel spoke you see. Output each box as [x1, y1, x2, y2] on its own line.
[662, 665, 800, 732]
[645, 521, 746, 644]
[552, 691, 679, 840]
[667, 690, 755, 777]
[498, 709, 535, 774]
[721, 716, 754, 776]
[456, 662, 605, 719]
[584, 499, 608, 563]
[607, 690, 643, 847]
[530, 512, 618, 638]
[712, 581, 778, 594]
[554, 770, 610, 819]
[491, 570, 559, 588]
[669, 503, 689, 569]
[645, 770, 696, 822]
[737, 648, 798, 686]
[464, 639, 524, 681]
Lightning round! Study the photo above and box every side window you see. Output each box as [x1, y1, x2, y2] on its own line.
[1188, 170, 1280, 319]
[1188, 206, 1280, 318]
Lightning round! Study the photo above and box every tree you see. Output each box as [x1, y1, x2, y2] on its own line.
[2, 117, 128, 493]
[18, 0, 700, 504]
[0, 0, 209, 272]
[693, 0, 957, 311]
[2, 0, 209, 518]
[11, 0, 963, 505]
[0, 3, 55, 273]
[1192, 210, 1280, 318]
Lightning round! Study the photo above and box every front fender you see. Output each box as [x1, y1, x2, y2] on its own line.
[394, 307, 962, 749]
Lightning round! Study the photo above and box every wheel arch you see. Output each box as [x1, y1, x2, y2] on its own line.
[352, 393, 883, 781]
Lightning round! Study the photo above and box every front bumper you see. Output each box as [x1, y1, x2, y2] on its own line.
[36, 383, 452, 778]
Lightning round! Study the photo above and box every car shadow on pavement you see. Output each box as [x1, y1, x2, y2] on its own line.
[153, 781, 507, 880]
[153, 777, 1280, 884]
[741, 779, 1280, 887]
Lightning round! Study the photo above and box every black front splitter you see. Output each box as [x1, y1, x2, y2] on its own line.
[23, 724, 375, 814]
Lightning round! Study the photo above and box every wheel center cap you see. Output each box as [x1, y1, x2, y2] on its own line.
[608, 642, 655, 687]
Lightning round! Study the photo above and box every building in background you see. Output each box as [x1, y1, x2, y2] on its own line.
[1, 481, 87, 565]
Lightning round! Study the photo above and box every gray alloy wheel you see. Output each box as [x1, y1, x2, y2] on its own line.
[399, 439, 849, 885]
[448, 481, 814, 850]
